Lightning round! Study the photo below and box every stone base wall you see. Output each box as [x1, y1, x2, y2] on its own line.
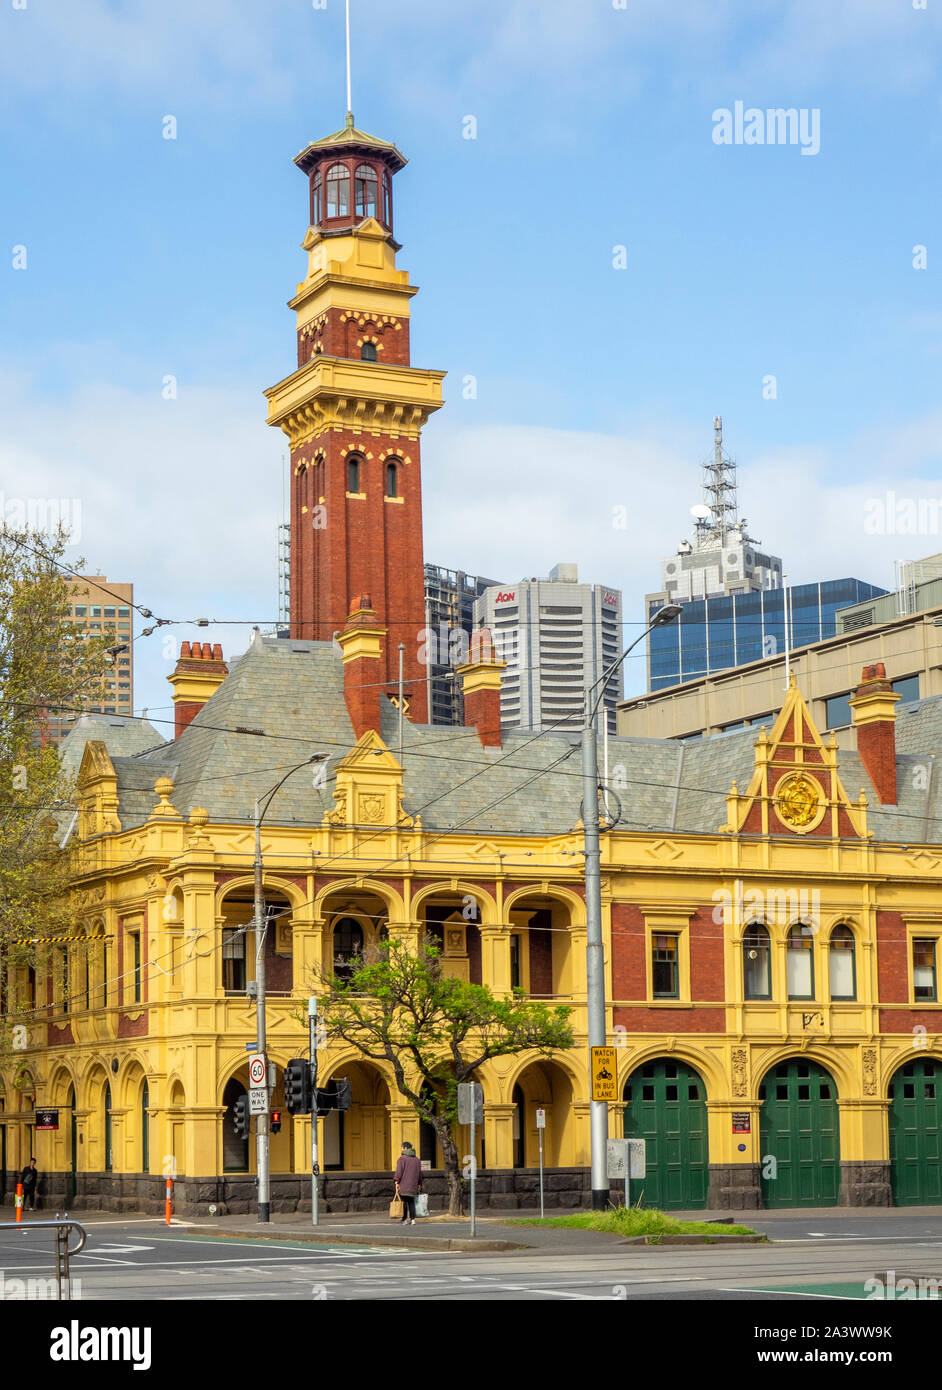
[1, 1168, 623, 1218]
[707, 1163, 763, 1210]
[839, 1161, 892, 1207]
[0, 1162, 903, 1215]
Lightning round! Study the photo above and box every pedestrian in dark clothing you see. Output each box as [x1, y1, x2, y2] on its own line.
[394, 1143, 423, 1224]
[20, 1158, 38, 1211]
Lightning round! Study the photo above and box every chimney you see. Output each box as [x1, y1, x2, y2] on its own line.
[168, 641, 228, 738]
[849, 662, 900, 805]
[336, 595, 386, 740]
[457, 628, 506, 748]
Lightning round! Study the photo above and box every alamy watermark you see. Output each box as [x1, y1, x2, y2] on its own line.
[713, 102, 820, 157]
[0, 494, 82, 543]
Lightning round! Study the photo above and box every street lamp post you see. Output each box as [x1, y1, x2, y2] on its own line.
[253, 753, 327, 1223]
[583, 603, 681, 1209]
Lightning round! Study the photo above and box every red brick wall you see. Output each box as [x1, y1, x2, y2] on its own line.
[264, 930, 293, 993]
[614, 1005, 726, 1033]
[464, 685, 501, 747]
[876, 910, 908, 1004]
[467, 925, 481, 986]
[856, 721, 898, 804]
[290, 427, 428, 723]
[529, 918, 553, 996]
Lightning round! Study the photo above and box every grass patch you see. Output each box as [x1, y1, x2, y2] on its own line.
[504, 1207, 758, 1238]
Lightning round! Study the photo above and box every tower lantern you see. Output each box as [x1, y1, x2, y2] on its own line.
[294, 113, 404, 239]
[265, 114, 445, 727]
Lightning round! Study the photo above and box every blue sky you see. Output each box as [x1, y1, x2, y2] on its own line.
[1, 0, 940, 713]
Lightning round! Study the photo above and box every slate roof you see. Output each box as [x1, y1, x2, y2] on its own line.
[58, 637, 942, 845]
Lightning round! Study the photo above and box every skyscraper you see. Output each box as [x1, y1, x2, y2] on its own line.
[475, 563, 622, 732]
[645, 420, 884, 690]
[423, 564, 502, 725]
[48, 576, 134, 743]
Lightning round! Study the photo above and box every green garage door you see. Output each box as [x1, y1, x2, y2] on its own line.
[759, 1059, 840, 1208]
[889, 1059, 942, 1205]
[623, 1059, 708, 1210]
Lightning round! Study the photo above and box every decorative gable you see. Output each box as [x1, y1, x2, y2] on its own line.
[76, 740, 122, 838]
[721, 677, 869, 838]
[323, 729, 420, 829]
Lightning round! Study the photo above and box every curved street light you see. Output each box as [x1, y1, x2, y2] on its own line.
[583, 604, 681, 1209]
[253, 752, 328, 1223]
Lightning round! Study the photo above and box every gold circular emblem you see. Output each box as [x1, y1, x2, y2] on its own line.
[775, 773, 821, 829]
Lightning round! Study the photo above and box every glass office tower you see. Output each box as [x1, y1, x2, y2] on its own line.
[648, 578, 888, 691]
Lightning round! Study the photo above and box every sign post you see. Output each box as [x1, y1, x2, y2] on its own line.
[457, 1082, 483, 1238]
[535, 1108, 546, 1218]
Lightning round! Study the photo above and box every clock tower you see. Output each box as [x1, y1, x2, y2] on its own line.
[265, 114, 444, 723]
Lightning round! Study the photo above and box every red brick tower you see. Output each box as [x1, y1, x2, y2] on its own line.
[265, 115, 444, 724]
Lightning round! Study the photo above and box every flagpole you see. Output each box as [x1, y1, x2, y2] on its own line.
[345, 0, 352, 118]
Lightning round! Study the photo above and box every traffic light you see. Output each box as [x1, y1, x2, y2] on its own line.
[270, 1110, 282, 1135]
[233, 1093, 250, 1140]
[314, 1078, 352, 1115]
[284, 1059, 312, 1115]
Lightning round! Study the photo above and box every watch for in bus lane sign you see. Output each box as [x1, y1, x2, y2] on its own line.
[591, 1046, 617, 1102]
[249, 1054, 266, 1088]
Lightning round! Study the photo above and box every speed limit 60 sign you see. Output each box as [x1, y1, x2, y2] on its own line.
[249, 1054, 267, 1088]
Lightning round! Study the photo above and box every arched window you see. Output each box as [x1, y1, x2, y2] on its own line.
[787, 923, 815, 1000]
[743, 922, 771, 999]
[361, 341, 378, 362]
[355, 163, 378, 219]
[312, 170, 322, 225]
[383, 171, 392, 227]
[333, 917, 364, 982]
[829, 925, 856, 1000]
[347, 456, 361, 493]
[326, 162, 350, 218]
[385, 460, 399, 498]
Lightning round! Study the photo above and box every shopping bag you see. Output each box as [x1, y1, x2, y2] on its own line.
[414, 1192, 429, 1218]
[389, 1194, 403, 1220]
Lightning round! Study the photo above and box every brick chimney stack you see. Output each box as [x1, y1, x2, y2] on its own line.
[457, 628, 506, 748]
[336, 595, 387, 740]
[849, 662, 900, 805]
[168, 641, 228, 738]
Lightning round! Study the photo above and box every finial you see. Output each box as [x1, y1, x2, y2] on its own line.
[345, 0, 353, 125]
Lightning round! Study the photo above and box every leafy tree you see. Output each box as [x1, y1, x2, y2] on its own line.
[0, 526, 109, 1054]
[317, 937, 574, 1215]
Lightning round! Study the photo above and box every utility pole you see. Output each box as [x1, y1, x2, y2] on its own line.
[253, 797, 270, 1222]
[582, 604, 680, 1209]
[252, 754, 327, 1224]
[309, 996, 319, 1226]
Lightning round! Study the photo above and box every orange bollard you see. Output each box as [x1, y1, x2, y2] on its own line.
[165, 1177, 172, 1225]
[14, 1183, 23, 1222]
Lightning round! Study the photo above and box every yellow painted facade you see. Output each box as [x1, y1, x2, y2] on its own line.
[3, 676, 942, 1212]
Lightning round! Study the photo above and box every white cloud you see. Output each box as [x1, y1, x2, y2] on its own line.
[3, 355, 940, 708]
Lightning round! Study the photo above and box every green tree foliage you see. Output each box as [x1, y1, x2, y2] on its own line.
[318, 937, 574, 1214]
[0, 527, 109, 1053]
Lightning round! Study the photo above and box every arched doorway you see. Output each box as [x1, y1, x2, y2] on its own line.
[68, 1085, 77, 1200]
[889, 1058, 942, 1205]
[222, 1078, 248, 1173]
[623, 1058, 708, 1210]
[322, 1062, 390, 1171]
[759, 1059, 840, 1207]
[103, 1083, 113, 1173]
[512, 1061, 575, 1168]
[141, 1081, 150, 1174]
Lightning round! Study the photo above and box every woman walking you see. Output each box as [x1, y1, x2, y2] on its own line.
[393, 1142, 423, 1224]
